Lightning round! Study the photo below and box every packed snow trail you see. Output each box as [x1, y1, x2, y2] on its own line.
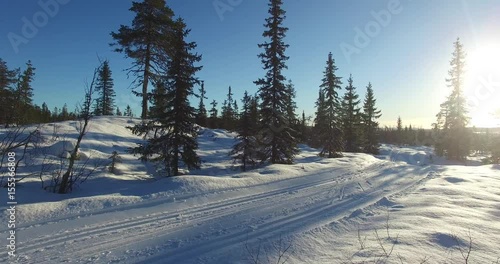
[1, 159, 432, 264]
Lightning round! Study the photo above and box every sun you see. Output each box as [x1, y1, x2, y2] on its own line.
[464, 43, 500, 128]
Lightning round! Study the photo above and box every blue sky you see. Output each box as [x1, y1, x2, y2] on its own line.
[1, 0, 500, 128]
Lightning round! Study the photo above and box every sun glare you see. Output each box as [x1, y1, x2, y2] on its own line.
[465, 43, 500, 128]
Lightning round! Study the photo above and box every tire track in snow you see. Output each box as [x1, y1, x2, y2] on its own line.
[3, 167, 364, 263]
[32, 174, 349, 264]
[4, 161, 399, 263]
[70, 164, 407, 263]
[145, 167, 429, 264]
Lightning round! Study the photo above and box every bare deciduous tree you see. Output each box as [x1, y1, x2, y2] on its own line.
[58, 65, 99, 194]
[0, 126, 40, 187]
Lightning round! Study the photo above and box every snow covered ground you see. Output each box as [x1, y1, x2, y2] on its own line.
[0, 117, 499, 263]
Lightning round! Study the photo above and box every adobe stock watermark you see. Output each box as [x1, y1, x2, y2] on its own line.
[467, 74, 500, 115]
[7, 0, 71, 54]
[340, 0, 411, 64]
[213, 0, 243, 22]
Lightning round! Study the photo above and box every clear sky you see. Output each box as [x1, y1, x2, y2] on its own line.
[1, 0, 499, 128]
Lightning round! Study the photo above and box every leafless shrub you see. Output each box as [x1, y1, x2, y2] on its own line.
[0, 125, 41, 187]
[357, 224, 367, 250]
[57, 64, 99, 194]
[42, 148, 106, 193]
[51, 123, 60, 141]
[244, 233, 294, 264]
[418, 256, 430, 264]
[267, 235, 294, 264]
[452, 230, 473, 264]
[245, 235, 263, 264]
[385, 210, 391, 239]
[109, 151, 122, 174]
[374, 228, 398, 260]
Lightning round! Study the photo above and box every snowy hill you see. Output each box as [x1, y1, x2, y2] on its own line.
[0, 117, 499, 263]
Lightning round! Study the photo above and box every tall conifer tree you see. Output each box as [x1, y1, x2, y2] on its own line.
[396, 116, 403, 145]
[362, 83, 382, 154]
[125, 105, 134, 117]
[111, 0, 175, 119]
[231, 91, 258, 171]
[196, 81, 208, 127]
[254, 0, 298, 164]
[94, 60, 115, 116]
[15, 61, 35, 124]
[313, 88, 328, 148]
[434, 38, 470, 161]
[209, 100, 219, 129]
[0, 59, 18, 127]
[341, 74, 362, 152]
[221, 86, 235, 130]
[129, 18, 202, 176]
[319, 53, 343, 158]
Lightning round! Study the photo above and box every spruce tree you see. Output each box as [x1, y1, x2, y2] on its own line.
[233, 100, 239, 124]
[41, 102, 51, 123]
[407, 125, 416, 145]
[16, 61, 35, 106]
[254, 0, 298, 164]
[52, 107, 59, 121]
[249, 96, 260, 130]
[285, 80, 298, 126]
[396, 116, 403, 145]
[221, 86, 235, 130]
[404, 126, 410, 145]
[0, 59, 18, 127]
[313, 88, 328, 148]
[125, 105, 134, 117]
[116, 107, 122, 116]
[60, 104, 69, 120]
[361, 83, 382, 154]
[111, 0, 175, 119]
[149, 78, 168, 118]
[319, 53, 343, 158]
[15, 61, 36, 125]
[300, 110, 307, 143]
[231, 91, 258, 171]
[94, 60, 115, 116]
[129, 18, 202, 176]
[196, 80, 208, 127]
[434, 38, 470, 161]
[209, 100, 219, 129]
[341, 74, 362, 152]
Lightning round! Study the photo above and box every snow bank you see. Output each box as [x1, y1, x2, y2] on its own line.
[46, 140, 76, 158]
[289, 165, 500, 264]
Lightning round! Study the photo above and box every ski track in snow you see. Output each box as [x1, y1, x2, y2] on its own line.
[1, 160, 433, 264]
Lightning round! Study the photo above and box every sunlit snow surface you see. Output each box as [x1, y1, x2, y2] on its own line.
[0, 117, 498, 263]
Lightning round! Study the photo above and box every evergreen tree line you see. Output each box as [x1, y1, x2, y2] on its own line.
[469, 128, 500, 164]
[5, 0, 498, 183]
[308, 55, 383, 157]
[198, 4, 382, 169]
[0, 58, 134, 127]
[0, 59, 38, 127]
[470, 128, 499, 155]
[112, 0, 386, 174]
[378, 117, 434, 146]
